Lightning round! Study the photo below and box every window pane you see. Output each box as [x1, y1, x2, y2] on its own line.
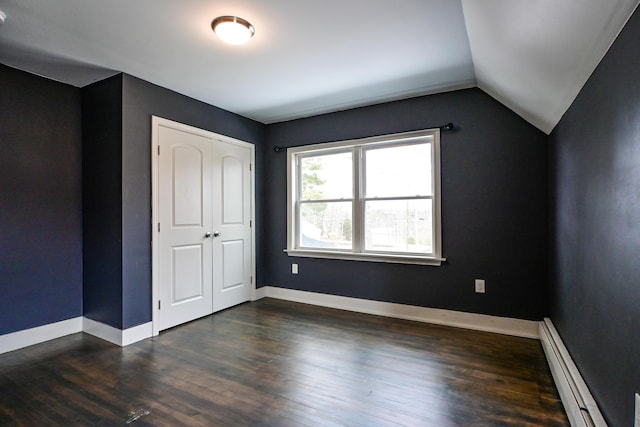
[365, 143, 431, 198]
[301, 152, 352, 200]
[300, 202, 352, 249]
[365, 199, 432, 253]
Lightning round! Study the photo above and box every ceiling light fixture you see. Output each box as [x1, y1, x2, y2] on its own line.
[211, 16, 255, 45]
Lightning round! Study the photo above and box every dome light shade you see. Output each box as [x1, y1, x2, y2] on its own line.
[211, 16, 255, 45]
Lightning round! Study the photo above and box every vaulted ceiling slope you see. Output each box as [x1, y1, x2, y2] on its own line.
[0, 1, 638, 134]
[463, 0, 639, 134]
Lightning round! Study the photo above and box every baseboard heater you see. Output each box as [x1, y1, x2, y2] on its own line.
[539, 318, 607, 427]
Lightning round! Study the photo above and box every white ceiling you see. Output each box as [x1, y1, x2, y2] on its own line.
[0, 0, 638, 133]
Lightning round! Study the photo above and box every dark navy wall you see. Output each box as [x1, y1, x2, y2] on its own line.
[120, 74, 265, 328]
[264, 88, 549, 320]
[549, 7, 640, 427]
[82, 75, 124, 329]
[0, 64, 82, 334]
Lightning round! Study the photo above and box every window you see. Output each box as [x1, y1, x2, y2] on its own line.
[286, 129, 444, 265]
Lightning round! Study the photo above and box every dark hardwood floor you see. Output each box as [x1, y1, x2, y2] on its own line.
[0, 298, 569, 426]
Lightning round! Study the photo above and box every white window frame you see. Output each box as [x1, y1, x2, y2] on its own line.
[286, 129, 445, 266]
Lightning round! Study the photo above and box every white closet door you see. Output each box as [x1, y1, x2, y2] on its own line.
[157, 125, 213, 331]
[154, 118, 253, 333]
[211, 140, 252, 312]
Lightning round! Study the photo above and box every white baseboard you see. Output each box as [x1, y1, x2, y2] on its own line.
[539, 318, 607, 427]
[252, 286, 267, 301]
[122, 322, 153, 346]
[82, 318, 152, 347]
[0, 317, 83, 355]
[263, 286, 539, 339]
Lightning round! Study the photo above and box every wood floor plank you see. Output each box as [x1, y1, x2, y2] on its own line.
[0, 298, 568, 426]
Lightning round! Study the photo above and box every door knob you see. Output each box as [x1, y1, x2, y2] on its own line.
[213, 231, 222, 237]
[205, 232, 213, 238]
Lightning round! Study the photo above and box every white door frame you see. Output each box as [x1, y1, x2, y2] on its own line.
[151, 116, 256, 337]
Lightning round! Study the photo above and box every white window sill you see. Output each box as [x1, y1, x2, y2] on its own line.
[285, 249, 445, 266]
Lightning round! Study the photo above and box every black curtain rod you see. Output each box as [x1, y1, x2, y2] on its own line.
[273, 122, 454, 152]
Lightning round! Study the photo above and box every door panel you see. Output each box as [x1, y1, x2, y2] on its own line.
[172, 146, 204, 226]
[222, 156, 244, 224]
[172, 245, 204, 303]
[158, 125, 213, 331]
[212, 142, 252, 311]
[222, 240, 244, 289]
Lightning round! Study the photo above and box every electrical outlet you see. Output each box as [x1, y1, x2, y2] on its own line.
[635, 393, 640, 427]
[292, 263, 298, 275]
[475, 279, 485, 293]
